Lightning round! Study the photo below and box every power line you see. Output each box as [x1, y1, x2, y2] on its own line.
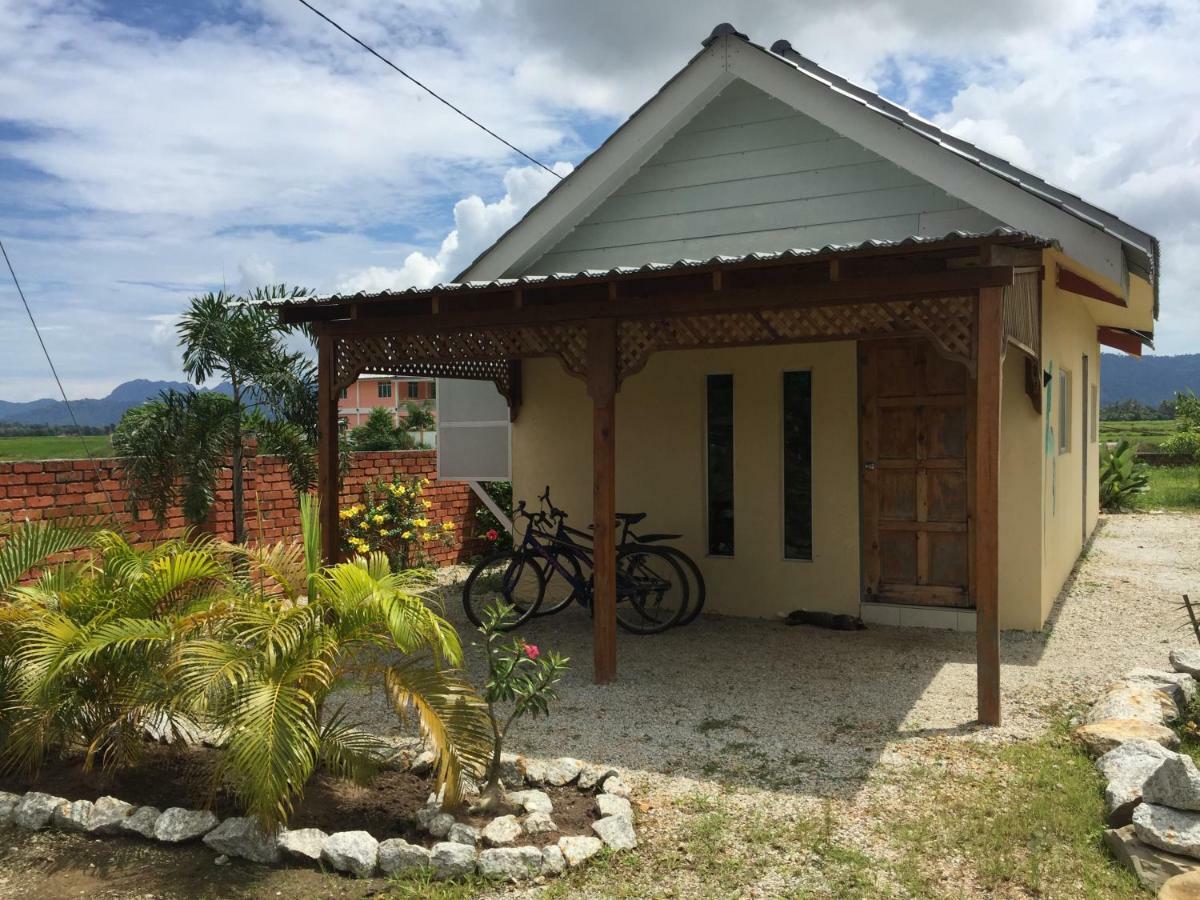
[1, 238, 119, 519]
[293, 0, 563, 180]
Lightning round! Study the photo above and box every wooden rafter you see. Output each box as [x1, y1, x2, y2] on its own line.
[1057, 264, 1125, 307]
[1098, 326, 1144, 357]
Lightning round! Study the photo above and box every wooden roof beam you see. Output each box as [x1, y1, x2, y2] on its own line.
[1058, 264, 1125, 307]
[1098, 326, 1144, 357]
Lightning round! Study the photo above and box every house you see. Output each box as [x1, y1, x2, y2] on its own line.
[280, 24, 1159, 725]
[336, 374, 436, 429]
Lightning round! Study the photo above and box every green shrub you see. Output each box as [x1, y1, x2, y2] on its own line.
[1099, 439, 1150, 511]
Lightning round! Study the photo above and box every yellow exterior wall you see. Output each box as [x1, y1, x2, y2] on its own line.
[997, 347, 1045, 630]
[513, 342, 862, 618]
[1038, 257, 1102, 618]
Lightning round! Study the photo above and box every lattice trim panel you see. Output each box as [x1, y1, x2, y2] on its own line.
[618, 294, 977, 382]
[335, 325, 589, 401]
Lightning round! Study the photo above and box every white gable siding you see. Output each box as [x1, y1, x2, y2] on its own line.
[523, 80, 1002, 275]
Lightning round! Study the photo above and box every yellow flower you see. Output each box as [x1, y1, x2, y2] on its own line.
[441, 520, 455, 531]
[339, 508, 354, 520]
[422, 532, 432, 542]
[402, 531, 412, 540]
[423, 500, 432, 509]
[413, 517, 429, 528]
[372, 514, 385, 524]
[395, 485, 406, 495]
[359, 521, 369, 530]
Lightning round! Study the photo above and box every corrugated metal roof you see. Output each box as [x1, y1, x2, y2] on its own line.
[456, 23, 1158, 314]
[285, 227, 1053, 306]
[763, 36, 1158, 285]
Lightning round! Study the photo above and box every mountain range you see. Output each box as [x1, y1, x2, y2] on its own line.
[1, 353, 1198, 426]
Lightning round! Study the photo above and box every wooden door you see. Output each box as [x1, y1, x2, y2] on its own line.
[861, 339, 973, 608]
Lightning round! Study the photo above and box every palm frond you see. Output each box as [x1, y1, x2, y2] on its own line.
[384, 662, 492, 808]
[317, 706, 390, 785]
[0, 519, 102, 597]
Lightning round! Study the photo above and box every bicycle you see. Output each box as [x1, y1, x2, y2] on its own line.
[532, 487, 706, 626]
[462, 501, 689, 634]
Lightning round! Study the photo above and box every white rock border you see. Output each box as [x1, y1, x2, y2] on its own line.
[1074, 650, 1200, 893]
[0, 754, 637, 883]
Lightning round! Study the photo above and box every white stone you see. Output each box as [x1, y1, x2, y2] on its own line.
[507, 789, 552, 814]
[13, 793, 66, 830]
[378, 837, 431, 874]
[558, 835, 603, 867]
[522, 810, 556, 835]
[592, 814, 637, 850]
[322, 830, 379, 878]
[51, 799, 94, 832]
[447, 822, 479, 845]
[578, 765, 618, 791]
[118, 806, 161, 839]
[1097, 740, 1176, 821]
[522, 757, 550, 785]
[0, 791, 19, 826]
[430, 841, 477, 879]
[596, 794, 633, 821]
[153, 808, 219, 843]
[483, 814, 522, 846]
[1134, 803, 1200, 858]
[1145, 755, 1200, 811]
[541, 844, 566, 875]
[88, 796, 134, 835]
[1088, 682, 1178, 725]
[410, 749, 436, 776]
[203, 816, 281, 864]
[498, 753, 526, 787]
[543, 757, 584, 786]
[1171, 649, 1200, 679]
[1074, 719, 1181, 757]
[602, 776, 631, 798]
[427, 812, 455, 838]
[278, 827, 326, 863]
[1125, 669, 1198, 712]
[478, 846, 543, 881]
[414, 803, 441, 831]
[214, 854, 229, 866]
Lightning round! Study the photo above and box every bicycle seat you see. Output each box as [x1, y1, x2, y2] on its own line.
[634, 532, 681, 543]
[615, 511, 647, 524]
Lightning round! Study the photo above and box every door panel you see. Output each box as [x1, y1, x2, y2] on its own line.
[861, 338, 973, 608]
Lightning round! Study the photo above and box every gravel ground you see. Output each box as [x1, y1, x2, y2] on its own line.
[350, 512, 1200, 787]
[2, 512, 1195, 898]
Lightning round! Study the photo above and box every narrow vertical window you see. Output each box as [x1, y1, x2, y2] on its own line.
[378, 381, 392, 399]
[783, 371, 813, 560]
[1058, 369, 1073, 454]
[706, 374, 734, 556]
[1090, 384, 1099, 442]
[407, 381, 420, 399]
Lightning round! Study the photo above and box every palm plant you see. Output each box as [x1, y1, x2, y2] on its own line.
[404, 401, 437, 449]
[177, 495, 492, 829]
[0, 522, 227, 774]
[114, 284, 314, 542]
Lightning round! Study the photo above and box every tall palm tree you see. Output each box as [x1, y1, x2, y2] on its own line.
[404, 401, 437, 449]
[114, 284, 314, 542]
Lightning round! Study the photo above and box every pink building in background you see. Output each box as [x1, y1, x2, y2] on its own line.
[337, 375, 436, 429]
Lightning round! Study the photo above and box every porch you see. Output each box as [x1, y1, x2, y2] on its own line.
[280, 230, 1054, 726]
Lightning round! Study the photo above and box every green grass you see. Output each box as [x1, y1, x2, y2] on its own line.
[0, 434, 113, 461]
[1135, 465, 1200, 510]
[1099, 419, 1177, 452]
[890, 721, 1143, 899]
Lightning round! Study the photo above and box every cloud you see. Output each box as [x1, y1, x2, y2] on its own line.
[0, 0, 1195, 398]
[335, 161, 573, 293]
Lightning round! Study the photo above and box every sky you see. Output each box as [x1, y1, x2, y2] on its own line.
[0, 0, 1197, 400]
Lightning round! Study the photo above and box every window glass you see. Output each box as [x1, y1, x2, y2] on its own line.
[706, 374, 734, 556]
[407, 381, 420, 398]
[1058, 369, 1072, 454]
[378, 381, 392, 399]
[338, 388, 347, 400]
[782, 371, 813, 560]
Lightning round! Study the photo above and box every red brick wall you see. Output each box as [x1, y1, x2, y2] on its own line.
[0, 449, 484, 567]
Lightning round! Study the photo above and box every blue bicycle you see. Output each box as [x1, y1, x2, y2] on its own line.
[462, 500, 689, 634]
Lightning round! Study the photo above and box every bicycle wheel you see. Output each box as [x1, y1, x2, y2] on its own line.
[462, 550, 545, 629]
[532, 546, 584, 617]
[613, 544, 689, 634]
[662, 546, 707, 626]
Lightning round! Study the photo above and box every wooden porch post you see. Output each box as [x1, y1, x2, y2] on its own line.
[587, 318, 618, 684]
[975, 287, 1004, 725]
[316, 331, 341, 564]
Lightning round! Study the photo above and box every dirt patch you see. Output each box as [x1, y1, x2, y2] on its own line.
[0, 744, 598, 845]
